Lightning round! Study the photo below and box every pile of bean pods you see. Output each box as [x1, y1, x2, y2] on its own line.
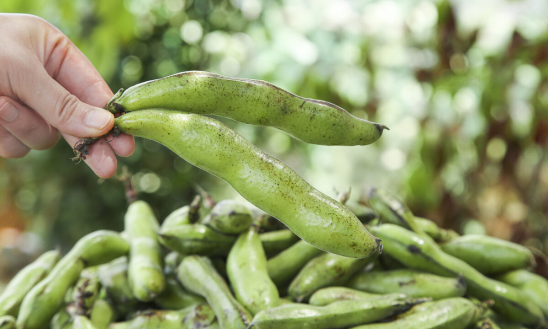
[0, 187, 546, 329]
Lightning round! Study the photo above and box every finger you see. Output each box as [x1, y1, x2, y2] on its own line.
[63, 133, 118, 179]
[46, 44, 137, 157]
[0, 125, 30, 158]
[14, 62, 114, 138]
[41, 25, 113, 108]
[0, 97, 61, 150]
[105, 133, 135, 157]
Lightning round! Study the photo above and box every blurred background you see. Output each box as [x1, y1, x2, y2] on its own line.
[0, 0, 547, 283]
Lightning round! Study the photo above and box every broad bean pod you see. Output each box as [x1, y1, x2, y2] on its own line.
[369, 224, 545, 327]
[367, 187, 424, 236]
[288, 252, 373, 302]
[97, 257, 137, 315]
[108, 304, 219, 329]
[347, 204, 378, 224]
[201, 200, 253, 235]
[153, 276, 206, 310]
[475, 318, 503, 329]
[114, 109, 381, 258]
[177, 255, 252, 329]
[368, 188, 458, 242]
[71, 267, 101, 314]
[227, 228, 279, 315]
[309, 287, 406, 306]
[440, 235, 536, 275]
[350, 297, 482, 329]
[74, 315, 99, 329]
[267, 240, 324, 288]
[125, 200, 165, 301]
[346, 269, 466, 300]
[0, 316, 15, 329]
[89, 299, 116, 329]
[494, 270, 548, 318]
[259, 229, 299, 257]
[161, 200, 200, 230]
[250, 296, 427, 329]
[414, 217, 459, 242]
[105, 71, 387, 146]
[50, 306, 71, 329]
[0, 250, 60, 317]
[17, 231, 129, 329]
[158, 223, 236, 256]
[163, 251, 185, 276]
[253, 214, 286, 232]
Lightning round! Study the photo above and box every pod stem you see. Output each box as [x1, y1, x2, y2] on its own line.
[103, 88, 125, 114]
[116, 166, 138, 204]
[192, 183, 217, 209]
[71, 126, 122, 161]
[188, 195, 202, 224]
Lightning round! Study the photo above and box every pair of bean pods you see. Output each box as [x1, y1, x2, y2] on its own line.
[78, 71, 388, 259]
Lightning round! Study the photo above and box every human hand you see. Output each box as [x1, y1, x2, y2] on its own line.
[0, 13, 135, 178]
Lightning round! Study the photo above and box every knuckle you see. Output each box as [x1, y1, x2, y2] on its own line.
[53, 92, 81, 127]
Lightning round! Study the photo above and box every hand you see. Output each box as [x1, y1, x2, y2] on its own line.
[0, 13, 135, 178]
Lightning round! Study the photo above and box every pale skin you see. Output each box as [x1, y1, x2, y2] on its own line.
[0, 14, 135, 178]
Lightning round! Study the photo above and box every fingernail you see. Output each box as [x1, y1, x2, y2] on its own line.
[0, 103, 19, 122]
[84, 109, 113, 130]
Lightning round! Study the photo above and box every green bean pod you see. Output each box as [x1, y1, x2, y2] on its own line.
[414, 217, 459, 242]
[250, 296, 427, 329]
[108, 304, 219, 329]
[17, 231, 129, 329]
[487, 311, 530, 329]
[0, 316, 15, 329]
[440, 235, 536, 275]
[125, 200, 165, 301]
[346, 269, 466, 300]
[161, 207, 191, 229]
[163, 251, 185, 275]
[347, 204, 378, 224]
[153, 276, 206, 309]
[158, 224, 237, 256]
[89, 299, 116, 329]
[309, 287, 406, 306]
[349, 297, 481, 329]
[97, 257, 137, 312]
[288, 253, 372, 302]
[210, 257, 229, 280]
[115, 109, 381, 258]
[74, 315, 98, 329]
[177, 255, 252, 329]
[267, 240, 324, 288]
[378, 252, 406, 270]
[367, 187, 424, 236]
[161, 196, 202, 230]
[70, 267, 101, 314]
[254, 214, 285, 232]
[0, 250, 60, 317]
[494, 270, 548, 317]
[369, 224, 545, 327]
[201, 200, 253, 235]
[51, 306, 71, 329]
[227, 228, 279, 315]
[260, 229, 300, 257]
[475, 318, 503, 329]
[105, 71, 387, 146]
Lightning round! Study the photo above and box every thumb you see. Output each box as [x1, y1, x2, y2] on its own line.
[18, 65, 114, 138]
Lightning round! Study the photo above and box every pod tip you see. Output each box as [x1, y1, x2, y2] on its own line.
[375, 124, 390, 135]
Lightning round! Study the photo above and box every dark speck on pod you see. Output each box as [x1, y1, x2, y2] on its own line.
[407, 245, 421, 254]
